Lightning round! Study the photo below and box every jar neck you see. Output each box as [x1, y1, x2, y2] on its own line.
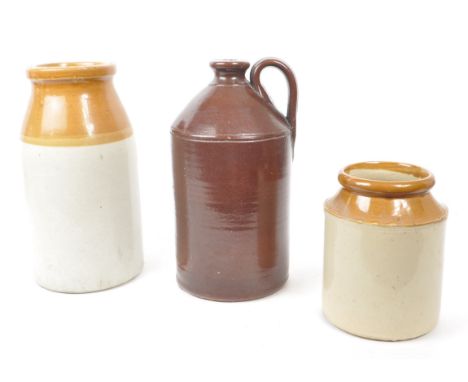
[28, 61, 116, 94]
[210, 60, 250, 85]
[31, 76, 114, 92]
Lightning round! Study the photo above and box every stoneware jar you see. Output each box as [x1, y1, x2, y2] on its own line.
[172, 58, 297, 301]
[323, 161, 448, 341]
[22, 62, 143, 293]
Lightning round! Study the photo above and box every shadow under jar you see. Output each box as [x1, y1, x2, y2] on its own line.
[323, 162, 448, 341]
[171, 59, 297, 301]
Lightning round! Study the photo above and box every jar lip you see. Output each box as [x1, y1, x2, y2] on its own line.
[338, 161, 435, 197]
[210, 60, 250, 70]
[27, 62, 115, 80]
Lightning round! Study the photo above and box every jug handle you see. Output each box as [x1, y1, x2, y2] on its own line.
[250, 58, 298, 149]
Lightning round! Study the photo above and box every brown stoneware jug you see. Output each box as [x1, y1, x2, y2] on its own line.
[171, 58, 297, 301]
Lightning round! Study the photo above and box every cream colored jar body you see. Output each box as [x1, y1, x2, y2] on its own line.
[323, 213, 445, 341]
[23, 138, 143, 293]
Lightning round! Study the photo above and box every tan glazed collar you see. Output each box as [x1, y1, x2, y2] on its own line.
[325, 161, 448, 226]
[23, 62, 132, 147]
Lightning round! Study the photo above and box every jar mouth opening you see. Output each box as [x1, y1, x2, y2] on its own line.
[28, 62, 115, 80]
[339, 161, 435, 197]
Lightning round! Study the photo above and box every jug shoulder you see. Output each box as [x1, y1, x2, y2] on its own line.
[171, 84, 291, 141]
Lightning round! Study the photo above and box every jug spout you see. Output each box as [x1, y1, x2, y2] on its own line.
[210, 60, 249, 85]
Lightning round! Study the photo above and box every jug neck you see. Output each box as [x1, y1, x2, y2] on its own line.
[210, 60, 249, 85]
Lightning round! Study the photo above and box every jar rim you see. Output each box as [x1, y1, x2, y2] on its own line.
[338, 161, 435, 197]
[27, 62, 115, 80]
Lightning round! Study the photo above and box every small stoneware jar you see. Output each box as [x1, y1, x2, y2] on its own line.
[323, 161, 448, 341]
[22, 62, 143, 293]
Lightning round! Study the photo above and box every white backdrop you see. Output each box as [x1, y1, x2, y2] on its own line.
[1, 0, 467, 380]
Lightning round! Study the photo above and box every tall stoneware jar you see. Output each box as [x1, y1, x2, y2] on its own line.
[323, 162, 448, 340]
[172, 59, 297, 301]
[22, 62, 143, 293]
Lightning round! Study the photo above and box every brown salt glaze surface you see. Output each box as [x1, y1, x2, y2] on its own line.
[325, 161, 448, 226]
[23, 62, 131, 146]
[172, 58, 297, 301]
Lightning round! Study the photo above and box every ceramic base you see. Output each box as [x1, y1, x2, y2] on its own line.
[177, 275, 289, 302]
